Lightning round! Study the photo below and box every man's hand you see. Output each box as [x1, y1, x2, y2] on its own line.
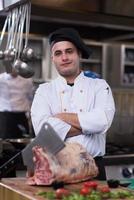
[66, 126, 82, 138]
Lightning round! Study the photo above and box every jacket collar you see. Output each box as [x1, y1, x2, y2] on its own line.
[57, 71, 85, 85]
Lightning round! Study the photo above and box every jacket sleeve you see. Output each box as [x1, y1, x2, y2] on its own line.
[78, 80, 115, 135]
[31, 84, 71, 140]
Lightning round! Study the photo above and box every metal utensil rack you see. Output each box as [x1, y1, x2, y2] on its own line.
[0, 0, 28, 12]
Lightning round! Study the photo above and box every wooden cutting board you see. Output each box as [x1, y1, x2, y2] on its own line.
[0, 177, 91, 200]
[0, 177, 133, 200]
[0, 178, 52, 200]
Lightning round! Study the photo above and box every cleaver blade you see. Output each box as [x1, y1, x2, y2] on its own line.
[22, 122, 66, 170]
[0, 123, 65, 178]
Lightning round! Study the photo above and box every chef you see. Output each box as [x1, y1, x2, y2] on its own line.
[0, 69, 34, 139]
[31, 27, 115, 180]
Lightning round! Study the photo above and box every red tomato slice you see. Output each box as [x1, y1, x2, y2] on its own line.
[55, 188, 70, 199]
[80, 187, 92, 196]
[84, 181, 98, 189]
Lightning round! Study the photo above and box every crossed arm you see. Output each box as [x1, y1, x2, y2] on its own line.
[54, 113, 82, 138]
[31, 80, 115, 139]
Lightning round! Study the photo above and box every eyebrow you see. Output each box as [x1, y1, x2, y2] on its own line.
[53, 47, 74, 53]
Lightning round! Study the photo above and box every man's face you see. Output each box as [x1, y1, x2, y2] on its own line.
[51, 41, 81, 79]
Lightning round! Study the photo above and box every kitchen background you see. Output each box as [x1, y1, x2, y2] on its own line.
[0, 0, 134, 179]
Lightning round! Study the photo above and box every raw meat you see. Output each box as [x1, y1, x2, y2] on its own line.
[27, 142, 98, 185]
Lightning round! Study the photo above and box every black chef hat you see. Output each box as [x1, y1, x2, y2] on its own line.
[48, 28, 91, 59]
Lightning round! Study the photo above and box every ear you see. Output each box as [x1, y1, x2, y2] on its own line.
[50, 53, 53, 60]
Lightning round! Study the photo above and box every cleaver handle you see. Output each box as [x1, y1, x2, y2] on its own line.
[0, 151, 22, 179]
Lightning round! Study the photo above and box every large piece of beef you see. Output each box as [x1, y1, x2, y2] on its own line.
[27, 142, 98, 185]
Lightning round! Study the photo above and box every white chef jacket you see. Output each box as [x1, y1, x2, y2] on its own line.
[31, 72, 115, 157]
[0, 72, 33, 112]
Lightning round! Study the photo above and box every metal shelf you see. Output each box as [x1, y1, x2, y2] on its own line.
[125, 61, 134, 66]
[80, 58, 101, 64]
[80, 41, 107, 79]
[107, 44, 134, 87]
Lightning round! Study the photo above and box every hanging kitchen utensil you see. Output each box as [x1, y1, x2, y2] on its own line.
[3, 6, 23, 72]
[4, 9, 17, 62]
[4, 7, 21, 72]
[0, 1, 34, 77]
[6, 8, 20, 62]
[21, 1, 34, 61]
[1, 12, 14, 73]
[13, 2, 34, 78]
[13, 4, 27, 71]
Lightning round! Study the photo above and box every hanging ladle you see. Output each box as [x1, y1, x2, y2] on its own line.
[4, 9, 18, 62]
[21, 1, 34, 61]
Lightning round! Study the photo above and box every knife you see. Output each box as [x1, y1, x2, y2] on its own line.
[0, 122, 65, 178]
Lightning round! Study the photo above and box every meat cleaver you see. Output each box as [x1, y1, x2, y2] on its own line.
[0, 123, 65, 178]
